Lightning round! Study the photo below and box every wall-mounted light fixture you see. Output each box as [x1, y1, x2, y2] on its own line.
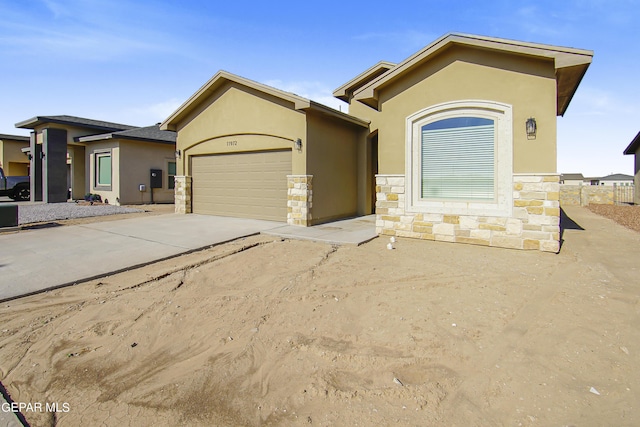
[526, 117, 537, 140]
[175, 149, 181, 159]
[294, 138, 302, 151]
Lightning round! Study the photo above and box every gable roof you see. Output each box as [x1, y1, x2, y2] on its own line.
[0, 133, 30, 142]
[560, 173, 585, 181]
[77, 124, 176, 144]
[333, 61, 396, 103]
[623, 131, 640, 155]
[161, 70, 368, 131]
[15, 115, 136, 132]
[347, 33, 593, 115]
[599, 173, 634, 181]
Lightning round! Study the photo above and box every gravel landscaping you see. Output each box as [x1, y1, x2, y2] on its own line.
[586, 203, 640, 233]
[17, 203, 142, 225]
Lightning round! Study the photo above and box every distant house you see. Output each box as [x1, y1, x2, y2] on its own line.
[596, 173, 634, 186]
[560, 173, 585, 185]
[15, 115, 176, 205]
[0, 133, 30, 176]
[623, 131, 640, 204]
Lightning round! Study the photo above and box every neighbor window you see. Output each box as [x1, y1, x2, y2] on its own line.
[406, 100, 513, 217]
[168, 161, 176, 189]
[95, 152, 112, 187]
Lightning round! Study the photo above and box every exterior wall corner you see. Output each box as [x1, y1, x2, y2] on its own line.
[174, 175, 192, 214]
[287, 175, 313, 226]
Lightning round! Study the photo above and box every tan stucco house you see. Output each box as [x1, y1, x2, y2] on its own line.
[15, 116, 176, 205]
[623, 131, 640, 204]
[163, 33, 592, 252]
[0, 134, 30, 176]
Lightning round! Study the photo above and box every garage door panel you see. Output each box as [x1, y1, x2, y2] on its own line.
[191, 150, 291, 221]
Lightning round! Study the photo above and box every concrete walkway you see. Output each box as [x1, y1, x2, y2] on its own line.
[0, 214, 377, 302]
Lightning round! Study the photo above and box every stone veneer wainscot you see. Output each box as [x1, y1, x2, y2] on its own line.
[174, 175, 192, 214]
[287, 175, 312, 226]
[375, 174, 560, 252]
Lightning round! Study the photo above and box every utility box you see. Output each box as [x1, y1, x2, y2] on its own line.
[150, 169, 163, 189]
[0, 204, 18, 228]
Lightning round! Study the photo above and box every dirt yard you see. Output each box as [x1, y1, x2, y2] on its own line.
[1, 206, 639, 426]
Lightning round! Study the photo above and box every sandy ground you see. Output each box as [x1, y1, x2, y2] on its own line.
[1, 206, 639, 426]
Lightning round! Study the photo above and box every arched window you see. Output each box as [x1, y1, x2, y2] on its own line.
[406, 100, 513, 216]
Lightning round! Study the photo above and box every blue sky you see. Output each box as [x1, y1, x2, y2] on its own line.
[0, 0, 638, 177]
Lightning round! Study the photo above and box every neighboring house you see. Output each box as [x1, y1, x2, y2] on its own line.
[0, 133, 30, 176]
[583, 177, 601, 186]
[15, 115, 176, 205]
[162, 33, 593, 252]
[560, 173, 585, 185]
[623, 131, 640, 204]
[596, 173, 634, 186]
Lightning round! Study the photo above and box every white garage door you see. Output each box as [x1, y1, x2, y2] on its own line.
[191, 150, 291, 221]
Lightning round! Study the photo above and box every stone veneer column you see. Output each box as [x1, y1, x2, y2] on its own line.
[287, 175, 312, 226]
[174, 175, 192, 214]
[375, 174, 560, 253]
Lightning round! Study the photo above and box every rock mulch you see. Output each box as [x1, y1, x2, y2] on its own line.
[586, 203, 640, 233]
[17, 203, 142, 225]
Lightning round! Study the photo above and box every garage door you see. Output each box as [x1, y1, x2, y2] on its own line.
[191, 150, 291, 221]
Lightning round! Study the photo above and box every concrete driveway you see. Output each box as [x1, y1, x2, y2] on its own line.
[0, 213, 378, 302]
[0, 214, 282, 301]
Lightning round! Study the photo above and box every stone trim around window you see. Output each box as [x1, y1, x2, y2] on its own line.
[375, 174, 560, 253]
[405, 100, 513, 218]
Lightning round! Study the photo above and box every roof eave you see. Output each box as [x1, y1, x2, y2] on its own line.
[15, 116, 133, 132]
[333, 61, 396, 103]
[15, 116, 42, 129]
[350, 32, 593, 112]
[623, 131, 640, 155]
[305, 101, 370, 128]
[0, 133, 30, 142]
[77, 133, 114, 143]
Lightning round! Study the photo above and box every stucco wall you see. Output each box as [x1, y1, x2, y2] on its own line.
[305, 112, 360, 224]
[350, 45, 557, 175]
[0, 139, 30, 175]
[119, 140, 176, 205]
[175, 83, 306, 176]
[635, 149, 640, 205]
[67, 145, 86, 200]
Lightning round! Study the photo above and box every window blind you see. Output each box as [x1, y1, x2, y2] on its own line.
[421, 118, 494, 200]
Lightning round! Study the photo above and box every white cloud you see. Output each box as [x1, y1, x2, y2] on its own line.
[262, 79, 347, 111]
[0, 1, 175, 61]
[119, 98, 184, 126]
[353, 30, 437, 53]
[40, 0, 69, 18]
[568, 86, 640, 116]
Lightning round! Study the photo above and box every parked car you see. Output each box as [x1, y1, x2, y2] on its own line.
[0, 167, 30, 201]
